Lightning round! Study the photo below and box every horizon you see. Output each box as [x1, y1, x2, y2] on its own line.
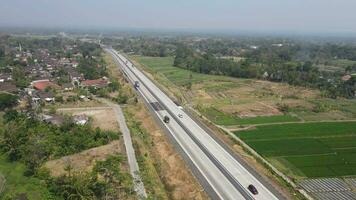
[2, 25, 356, 39]
[1, 0, 356, 37]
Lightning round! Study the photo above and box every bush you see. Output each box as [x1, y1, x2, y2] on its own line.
[115, 94, 128, 104]
[277, 103, 290, 113]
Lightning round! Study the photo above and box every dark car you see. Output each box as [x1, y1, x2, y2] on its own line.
[163, 115, 170, 123]
[247, 184, 258, 195]
[134, 81, 140, 89]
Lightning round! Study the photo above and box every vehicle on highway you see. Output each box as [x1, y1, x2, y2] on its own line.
[163, 115, 170, 123]
[178, 113, 183, 118]
[247, 184, 258, 195]
[134, 81, 140, 89]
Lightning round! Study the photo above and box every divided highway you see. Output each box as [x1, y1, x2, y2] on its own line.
[105, 47, 280, 200]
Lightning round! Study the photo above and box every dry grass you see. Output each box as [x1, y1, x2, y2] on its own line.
[44, 141, 123, 177]
[59, 108, 119, 132]
[127, 100, 208, 200]
[57, 99, 106, 109]
[191, 79, 318, 118]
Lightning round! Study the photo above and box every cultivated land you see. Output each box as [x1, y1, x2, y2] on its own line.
[235, 122, 356, 179]
[130, 56, 356, 127]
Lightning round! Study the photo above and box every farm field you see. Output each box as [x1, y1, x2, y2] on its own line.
[235, 122, 356, 179]
[200, 107, 300, 126]
[130, 56, 356, 125]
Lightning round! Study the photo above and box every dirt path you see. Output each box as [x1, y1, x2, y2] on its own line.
[102, 99, 147, 198]
[226, 119, 356, 131]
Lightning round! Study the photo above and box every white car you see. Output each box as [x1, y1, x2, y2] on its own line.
[178, 113, 183, 118]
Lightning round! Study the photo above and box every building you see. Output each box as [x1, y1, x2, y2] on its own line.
[61, 83, 74, 91]
[0, 73, 12, 82]
[32, 80, 60, 90]
[341, 75, 352, 81]
[41, 114, 64, 126]
[32, 91, 55, 103]
[73, 114, 88, 125]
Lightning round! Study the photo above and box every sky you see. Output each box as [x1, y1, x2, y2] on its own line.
[0, 0, 356, 34]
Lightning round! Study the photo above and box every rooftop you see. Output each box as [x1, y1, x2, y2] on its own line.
[32, 80, 60, 90]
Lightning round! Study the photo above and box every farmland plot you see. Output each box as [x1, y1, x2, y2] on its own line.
[235, 122, 356, 178]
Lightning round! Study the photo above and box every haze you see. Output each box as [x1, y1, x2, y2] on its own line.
[0, 0, 356, 34]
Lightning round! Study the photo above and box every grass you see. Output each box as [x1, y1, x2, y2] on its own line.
[235, 122, 356, 178]
[130, 56, 233, 86]
[199, 107, 300, 126]
[329, 59, 356, 68]
[0, 155, 52, 199]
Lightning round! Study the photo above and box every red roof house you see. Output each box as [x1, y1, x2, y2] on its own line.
[32, 80, 60, 90]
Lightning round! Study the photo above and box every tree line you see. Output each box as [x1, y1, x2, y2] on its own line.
[173, 45, 355, 98]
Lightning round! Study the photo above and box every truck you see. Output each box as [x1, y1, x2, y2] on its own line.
[134, 81, 140, 89]
[163, 115, 170, 123]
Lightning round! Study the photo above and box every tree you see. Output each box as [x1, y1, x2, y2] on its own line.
[0, 93, 18, 110]
[0, 121, 28, 161]
[12, 67, 29, 88]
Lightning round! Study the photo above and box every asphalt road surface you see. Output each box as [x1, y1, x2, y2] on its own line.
[105, 47, 280, 200]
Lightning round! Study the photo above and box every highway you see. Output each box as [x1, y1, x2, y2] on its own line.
[105, 47, 280, 200]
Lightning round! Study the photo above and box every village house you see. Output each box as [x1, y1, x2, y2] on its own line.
[0, 73, 12, 82]
[59, 57, 71, 66]
[31, 80, 60, 91]
[66, 67, 84, 84]
[341, 75, 352, 81]
[61, 82, 74, 91]
[73, 114, 89, 125]
[40, 114, 65, 126]
[32, 90, 55, 103]
[71, 60, 79, 68]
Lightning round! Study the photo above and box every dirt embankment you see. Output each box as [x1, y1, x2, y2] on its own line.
[127, 103, 209, 200]
[44, 141, 124, 177]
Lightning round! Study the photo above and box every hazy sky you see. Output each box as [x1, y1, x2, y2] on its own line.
[0, 0, 356, 34]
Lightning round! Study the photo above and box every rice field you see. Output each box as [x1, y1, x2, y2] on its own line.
[235, 122, 356, 178]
